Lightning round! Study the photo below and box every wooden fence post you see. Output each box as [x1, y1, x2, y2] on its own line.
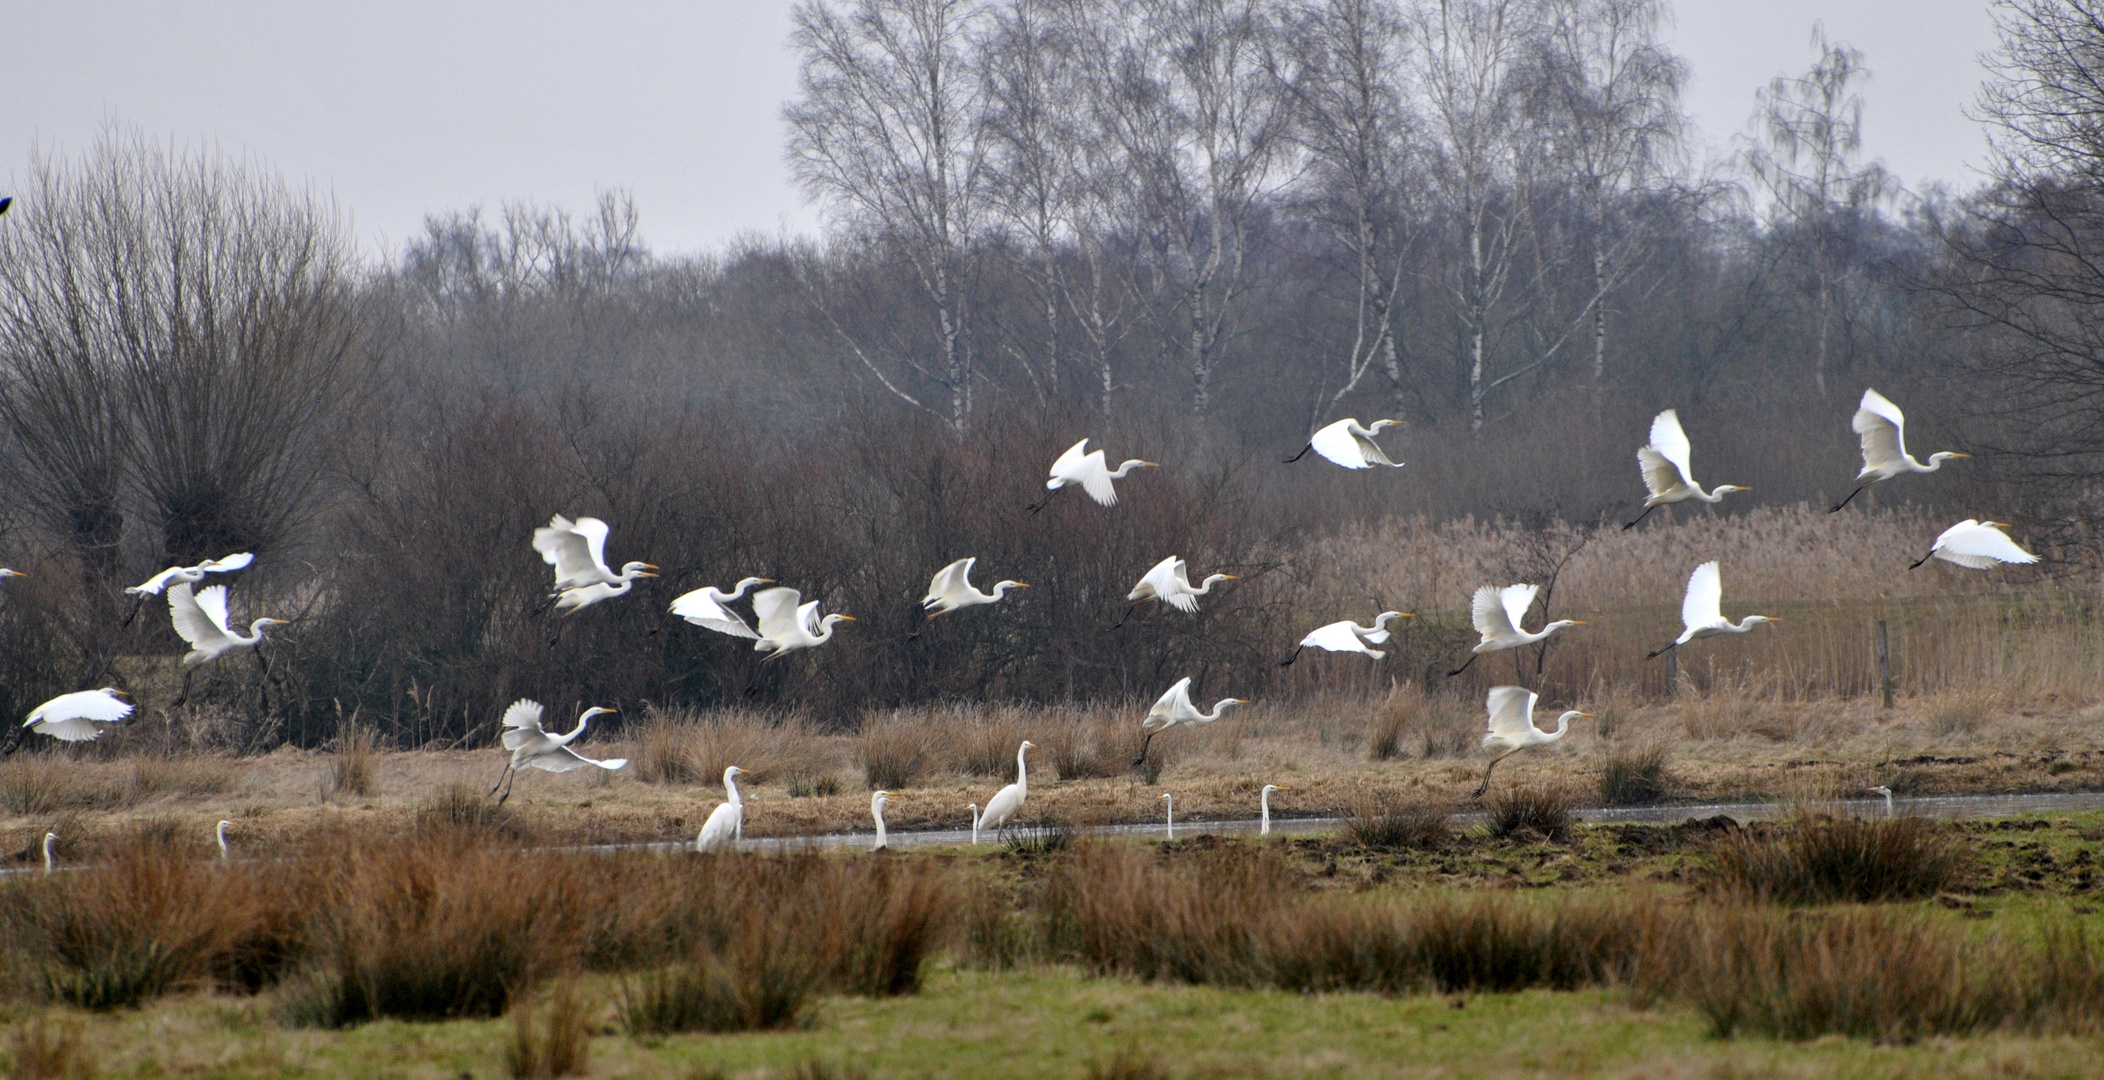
[1877, 619, 1894, 710]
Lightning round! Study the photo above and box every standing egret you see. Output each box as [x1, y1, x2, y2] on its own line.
[1471, 686, 1592, 798]
[1031, 439, 1157, 511]
[1117, 557, 1236, 627]
[668, 577, 773, 637]
[696, 766, 747, 853]
[1159, 793, 1175, 840]
[1280, 611, 1414, 666]
[1447, 584, 1585, 677]
[1259, 784, 1286, 836]
[871, 790, 893, 851]
[921, 558, 1029, 618]
[533, 514, 657, 591]
[215, 820, 232, 861]
[1135, 678, 1247, 769]
[1647, 561, 1778, 658]
[168, 583, 286, 706]
[1624, 410, 1748, 529]
[42, 832, 56, 875]
[23, 688, 132, 742]
[1869, 785, 1894, 818]
[122, 553, 253, 625]
[968, 803, 981, 846]
[1831, 389, 1969, 512]
[975, 742, 1035, 841]
[488, 700, 627, 805]
[751, 587, 855, 660]
[1911, 520, 2038, 570]
[1284, 418, 1406, 468]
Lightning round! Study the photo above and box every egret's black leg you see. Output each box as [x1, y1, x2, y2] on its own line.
[1622, 505, 1656, 531]
[1278, 646, 1304, 668]
[1282, 443, 1313, 464]
[1446, 653, 1478, 678]
[1830, 485, 1868, 513]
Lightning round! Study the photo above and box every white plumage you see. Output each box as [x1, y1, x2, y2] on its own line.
[1650, 561, 1777, 656]
[1471, 686, 1591, 798]
[668, 576, 773, 638]
[1627, 410, 1746, 528]
[1299, 417, 1405, 469]
[1833, 389, 1969, 511]
[1135, 677, 1247, 767]
[921, 558, 1028, 618]
[488, 700, 626, 804]
[1916, 520, 2038, 570]
[534, 514, 657, 593]
[169, 582, 285, 667]
[974, 741, 1035, 840]
[1448, 584, 1584, 675]
[1037, 439, 1157, 508]
[1125, 556, 1237, 615]
[870, 790, 892, 851]
[23, 688, 133, 742]
[125, 553, 254, 597]
[750, 586, 855, 660]
[1281, 611, 1414, 665]
[696, 766, 747, 853]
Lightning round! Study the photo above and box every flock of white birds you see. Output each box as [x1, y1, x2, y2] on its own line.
[10, 387, 2034, 854]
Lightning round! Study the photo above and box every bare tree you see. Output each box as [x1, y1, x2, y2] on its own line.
[786, 0, 992, 432]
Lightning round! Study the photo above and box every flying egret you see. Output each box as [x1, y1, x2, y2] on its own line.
[125, 553, 253, 597]
[1832, 389, 1969, 512]
[1031, 439, 1157, 511]
[42, 832, 56, 875]
[1471, 686, 1592, 799]
[488, 700, 626, 805]
[23, 688, 132, 742]
[751, 587, 854, 660]
[968, 803, 981, 845]
[1869, 785, 1894, 818]
[1648, 561, 1778, 658]
[871, 790, 893, 851]
[1280, 611, 1415, 666]
[1911, 520, 2039, 570]
[975, 741, 1035, 840]
[1259, 784, 1286, 836]
[1284, 417, 1406, 468]
[215, 820, 232, 861]
[1135, 678, 1247, 769]
[668, 577, 773, 637]
[1624, 410, 1748, 529]
[1159, 793, 1175, 840]
[533, 514, 658, 591]
[921, 558, 1029, 618]
[552, 571, 659, 615]
[1447, 584, 1585, 677]
[696, 766, 747, 853]
[168, 583, 286, 706]
[1117, 556, 1236, 627]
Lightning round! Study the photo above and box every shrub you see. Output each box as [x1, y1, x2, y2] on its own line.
[506, 983, 592, 1078]
[1597, 741, 1670, 806]
[1003, 816, 1077, 856]
[326, 724, 380, 798]
[413, 782, 523, 839]
[856, 715, 929, 791]
[1342, 792, 1450, 850]
[1485, 783, 1576, 842]
[1709, 816, 1963, 904]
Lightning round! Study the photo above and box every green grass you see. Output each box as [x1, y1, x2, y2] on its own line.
[11, 967, 2104, 1079]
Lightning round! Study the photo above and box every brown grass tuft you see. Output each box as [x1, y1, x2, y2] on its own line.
[1342, 792, 1451, 850]
[506, 982, 592, 1078]
[326, 724, 380, 798]
[1485, 782, 1576, 842]
[1708, 815, 1964, 904]
[6, 1016, 96, 1080]
[1597, 740, 1670, 805]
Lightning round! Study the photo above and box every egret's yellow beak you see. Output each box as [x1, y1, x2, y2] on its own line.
[838, 615, 857, 622]
[1222, 574, 1241, 580]
[1951, 453, 1973, 458]
[1570, 620, 1590, 626]
[1577, 712, 1597, 719]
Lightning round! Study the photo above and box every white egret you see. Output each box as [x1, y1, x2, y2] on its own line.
[23, 688, 132, 742]
[668, 577, 773, 638]
[1869, 785, 1894, 818]
[488, 700, 627, 805]
[215, 820, 232, 861]
[169, 583, 285, 706]
[1135, 678, 1247, 769]
[1912, 520, 2038, 570]
[1280, 611, 1415, 666]
[1832, 389, 1969, 512]
[696, 766, 747, 853]
[1624, 410, 1748, 529]
[921, 558, 1029, 618]
[871, 790, 893, 851]
[1259, 784, 1286, 836]
[1031, 439, 1157, 511]
[42, 832, 56, 875]
[1117, 556, 1236, 627]
[975, 741, 1035, 841]
[1447, 584, 1585, 676]
[751, 587, 855, 660]
[552, 571, 658, 615]
[125, 553, 252, 597]
[1647, 561, 1778, 658]
[1285, 417, 1406, 469]
[1159, 793, 1175, 840]
[533, 514, 658, 591]
[1471, 686, 1592, 799]
[968, 803, 981, 845]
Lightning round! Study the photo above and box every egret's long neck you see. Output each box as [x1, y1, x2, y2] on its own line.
[1192, 575, 1225, 596]
[726, 579, 758, 601]
[1696, 485, 1725, 503]
[989, 582, 1019, 601]
[560, 713, 592, 744]
[1261, 790, 1271, 825]
[725, 775, 743, 806]
[1547, 712, 1578, 742]
[1015, 746, 1029, 791]
[874, 807, 886, 845]
[811, 617, 838, 645]
[1203, 700, 1238, 722]
[1107, 459, 1148, 478]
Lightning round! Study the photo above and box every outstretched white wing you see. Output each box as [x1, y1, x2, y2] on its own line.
[533, 516, 599, 587]
[1130, 556, 1180, 604]
[1048, 439, 1090, 481]
[1682, 561, 1725, 631]
[751, 587, 805, 640]
[501, 699, 547, 750]
[1078, 452, 1117, 505]
[1647, 410, 1696, 489]
[27, 690, 134, 727]
[1485, 686, 1540, 740]
[1302, 621, 1382, 656]
[1854, 389, 1909, 471]
[1143, 677, 1195, 730]
[1933, 521, 2038, 569]
[169, 583, 234, 650]
[1308, 419, 1368, 469]
[1470, 585, 1518, 639]
[924, 558, 976, 606]
[1498, 584, 1539, 635]
[127, 566, 189, 596]
[201, 552, 254, 574]
[796, 600, 823, 636]
[1159, 559, 1203, 613]
[670, 588, 759, 638]
[526, 745, 629, 773]
[572, 517, 612, 573]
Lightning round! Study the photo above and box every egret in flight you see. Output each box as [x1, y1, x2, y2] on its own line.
[1831, 389, 1969, 512]
[488, 700, 626, 805]
[23, 688, 132, 742]
[921, 558, 1029, 618]
[1284, 417, 1406, 468]
[1471, 686, 1591, 798]
[169, 582, 286, 705]
[751, 587, 854, 660]
[533, 514, 657, 591]
[1259, 784, 1286, 836]
[1279, 611, 1414, 666]
[123, 553, 253, 625]
[1911, 520, 2039, 570]
[696, 766, 747, 853]
[1117, 556, 1236, 627]
[1648, 561, 1777, 658]
[1135, 678, 1247, 769]
[1448, 584, 1585, 676]
[974, 741, 1035, 841]
[1031, 439, 1157, 511]
[1624, 410, 1747, 529]
[668, 576, 773, 637]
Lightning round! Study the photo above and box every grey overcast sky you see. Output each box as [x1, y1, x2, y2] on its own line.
[2, 1, 1996, 261]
